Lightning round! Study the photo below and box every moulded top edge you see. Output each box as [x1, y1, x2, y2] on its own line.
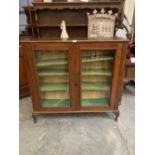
[32, 1, 122, 10]
[20, 38, 129, 43]
[32, 1, 123, 5]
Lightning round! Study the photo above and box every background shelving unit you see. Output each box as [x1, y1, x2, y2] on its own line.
[22, 0, 125, 39]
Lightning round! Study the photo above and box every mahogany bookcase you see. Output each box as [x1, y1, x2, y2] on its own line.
[21, 39, 128, 122]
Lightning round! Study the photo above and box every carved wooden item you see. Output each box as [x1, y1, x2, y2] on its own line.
[87, 9, 116, 38]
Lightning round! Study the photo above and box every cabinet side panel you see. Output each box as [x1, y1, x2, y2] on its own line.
[114, 43, 128, 110]
[19, 45, 30, 98]
[22, 43, 41, 111]
[110, 43, 122, 110]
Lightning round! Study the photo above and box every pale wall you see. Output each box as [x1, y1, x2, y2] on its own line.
[124, 0, 135, 24]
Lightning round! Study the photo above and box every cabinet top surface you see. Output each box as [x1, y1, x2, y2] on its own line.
[32, 0, 123, 9]
[20, 38, 129, 43]
[33, 0, 123, 3]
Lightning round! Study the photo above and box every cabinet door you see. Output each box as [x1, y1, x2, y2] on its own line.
[24, 43, 75, 111]
[76, 43, 122, 111]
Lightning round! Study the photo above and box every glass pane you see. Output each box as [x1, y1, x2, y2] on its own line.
[81, 49, 115, 107]
[35, 50, 70, 108]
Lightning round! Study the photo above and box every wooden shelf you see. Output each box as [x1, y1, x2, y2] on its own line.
[38, 69, 112, 77]
[82, 82, 111, 91]
[81, 98, 109, 107]
[38, 70, 68, 76]
[41, 98, 110, 108]
[36, 56, 113, 68]
[36, 24, 87, 27]
[82, 76, 112, 83]
[40, 83, 69, 91]
[82, 70, 112, 76]
[41, 91, 69, 99]
[39, 76, 68, 83]
[41, 90, 109, 100]
[83, 66, 113, 70]
[82, 91, 109, 99]
[82, 56, 114, 63]
[83, 61, 113, 70]
[41, 99, 70, 108]
[40, 82, 111, 92]
[37, 59, 68, 67]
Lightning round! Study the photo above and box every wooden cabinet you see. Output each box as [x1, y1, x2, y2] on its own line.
[22, 39, 128, 122]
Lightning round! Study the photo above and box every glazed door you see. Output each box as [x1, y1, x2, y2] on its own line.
[23, 43, 75, 111]
[76, 42, 122, 111]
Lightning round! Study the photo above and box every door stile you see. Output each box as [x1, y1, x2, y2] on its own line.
[68, 43, 77, 110]
[75, 43, 82, 110]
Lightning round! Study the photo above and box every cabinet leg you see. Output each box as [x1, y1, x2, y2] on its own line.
[32, 115, 37, 123]
[113, 111, 120, 121]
